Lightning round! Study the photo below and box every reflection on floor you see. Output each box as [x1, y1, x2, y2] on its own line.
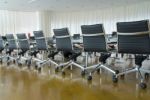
[0, 64, 150, 100]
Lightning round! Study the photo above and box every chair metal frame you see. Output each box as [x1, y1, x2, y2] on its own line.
[32, 31, 59, 72]
[16, 33, 32, 67]
[53, 28, 85, 74]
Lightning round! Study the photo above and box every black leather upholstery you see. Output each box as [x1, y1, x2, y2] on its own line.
[81, 24, 104, 34]
[6, 34, 15, 40]
[0, 36, 4, 51]
[81, 24, 107, 52]
[6, 34, 17, 50]
[53, 28, 73, 51]
[117, 20, 150, 54]
[16, 34, 30, 50]
[117, 20, 149, 33]
[17, 33, 27, 39]
[73, 34, 80, 40]
[33, 31, 44, 38]
[53, 28, 69, 36]
[33, 31, 47, 50]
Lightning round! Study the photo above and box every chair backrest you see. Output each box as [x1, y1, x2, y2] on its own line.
[73, 34, 80, 40]
[6, 34, 17, 50]
[53, 28, 73, 52]
[117, 20, 150, 54]
[0, 35, 4, 51]
[33, 31, 47, 50]
[81, 24, 107, 52]
[47, 37, 54, 45]
[16, 33, 30, 51]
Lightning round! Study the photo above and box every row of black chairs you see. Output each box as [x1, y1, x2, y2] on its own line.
[0, 20, 150, 89]
[0, 33, 56, 69]
[39, 19, 150, 89]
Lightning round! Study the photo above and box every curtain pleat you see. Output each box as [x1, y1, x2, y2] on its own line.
[0, 10, 38, 35]
[50, 2, 150, 35]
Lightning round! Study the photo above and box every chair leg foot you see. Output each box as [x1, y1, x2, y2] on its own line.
[87, 75, 92, 81]
[7, 62, 10, 66]
[38, 67, 42, 73]
[115, 70, 119, 74]
[55, 67, 59, 72]
[145, 73, 149, 80]
[139, 82, 147, 89]
[81, 70, 86, 76]
[27, 64, 31, 69]
[35, 65, 38, 70]
[120, 74, 125, 80]
[18, 63, 22, 67]
[27, 60, 31, 69]
[97, 69, 100, 74]
[0, 59, 2, 64]
[112, 75, 118, 83]
[62, 71, 66, 75]
[13, 60, 16, 64]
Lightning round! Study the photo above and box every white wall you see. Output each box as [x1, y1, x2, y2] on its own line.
[50, 2, 150, 35]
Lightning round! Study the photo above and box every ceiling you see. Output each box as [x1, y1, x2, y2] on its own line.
[0, 0, 149, 12]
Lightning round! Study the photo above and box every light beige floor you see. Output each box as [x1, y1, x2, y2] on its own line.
[0, 62, 150, 100]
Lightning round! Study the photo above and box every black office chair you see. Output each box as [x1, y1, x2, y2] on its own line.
[116, 20, 150, 89]
[5, 34, 18, 65]
[53, 28, 84, 74]
[34, 31, 47, 50]
[81, 24, 117, 81]
[16, 33, 30, 66]
[33, 31, 58, 72]
[0, 35, 5, 63]
[73, 34, 80, 40]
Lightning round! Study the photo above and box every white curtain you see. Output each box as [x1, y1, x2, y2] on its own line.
[37, 11, 51, 37]
[50, 2, 150, 35]
[0, 10, 39, 36]
[1, 2, 150, 37]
